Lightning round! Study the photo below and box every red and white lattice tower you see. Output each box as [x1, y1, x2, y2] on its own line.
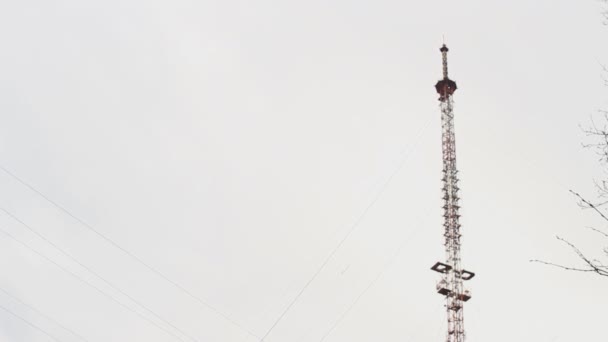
[430, 44, 475, 342]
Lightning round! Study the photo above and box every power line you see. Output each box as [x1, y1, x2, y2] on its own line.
[0, 117, 432, 342]
[0, 165, 260, 341]
[0, 208, 199, 342]
[319, 210, 431, 342]
[0, 286, 89, 342]
[259, 119, 432, 341]
[0, 226, 187, 342]
[0, 302, 64, 342]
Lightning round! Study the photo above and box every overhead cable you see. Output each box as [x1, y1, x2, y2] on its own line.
[259, 118, 432, 341]
[0, 227, 187, 342]
[319, 210, 431, 341]
[0, 302, 65, 342]
[0, 208, 198, 342]
[0, 165, 260, 341]
[0, 286, 89, 341]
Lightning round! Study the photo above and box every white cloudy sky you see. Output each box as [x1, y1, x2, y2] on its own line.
[0, 0, 607, 341]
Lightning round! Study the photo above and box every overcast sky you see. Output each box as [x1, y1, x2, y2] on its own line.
[0, 0, 607, 341]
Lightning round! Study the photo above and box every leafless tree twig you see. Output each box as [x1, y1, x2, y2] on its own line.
[531, 235, 608, 277]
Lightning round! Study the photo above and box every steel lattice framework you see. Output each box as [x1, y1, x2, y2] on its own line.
[431, 44, 475, 342]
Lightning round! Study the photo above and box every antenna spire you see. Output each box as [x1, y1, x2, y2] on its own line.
[434, 44, 457, 102]
[440, 44, 449, 79]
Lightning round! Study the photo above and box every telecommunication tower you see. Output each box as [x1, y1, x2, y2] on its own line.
[430, 44, 475, 342]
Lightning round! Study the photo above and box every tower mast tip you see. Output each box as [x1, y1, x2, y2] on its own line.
[435, 45, 457, 101]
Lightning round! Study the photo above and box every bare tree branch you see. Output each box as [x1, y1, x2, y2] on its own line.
[531, 235, 608, 277]
[530, 259, 600, 273]
[586, 226, 608, 239]
[537, 8, 608, 278]
[570, 190, 608, 222]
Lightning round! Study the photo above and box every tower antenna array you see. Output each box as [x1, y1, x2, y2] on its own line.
[431, 44, 475, 342]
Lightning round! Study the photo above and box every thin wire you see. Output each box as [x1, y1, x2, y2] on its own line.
[0, 302, 64, 342]
[0, 208, 198, 342]
[259, 118, 433, 341]
[0, 165, 260, 340]
[0, 226, 186, 342]
[318, 210, 432, 342]
[0, 286, 89, 341]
